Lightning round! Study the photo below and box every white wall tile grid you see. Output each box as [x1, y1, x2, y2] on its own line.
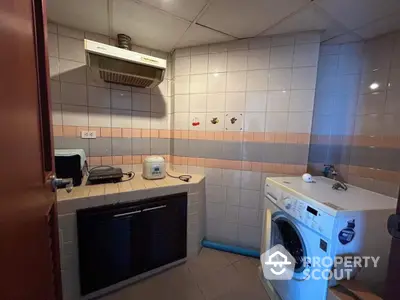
[172, 33, 320, 134]
[309, 32, 400, 198]
[171, 33, 321, 249]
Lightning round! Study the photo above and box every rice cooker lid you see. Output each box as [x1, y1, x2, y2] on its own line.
[144, 156, 165, 163]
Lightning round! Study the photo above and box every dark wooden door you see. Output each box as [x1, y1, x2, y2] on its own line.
[0, 0, 61, 299]
[385, 190, 400, 299]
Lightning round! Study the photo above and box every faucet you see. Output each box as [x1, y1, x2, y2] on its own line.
[323, 164, 338, 180]
[323, 165, 348, 191]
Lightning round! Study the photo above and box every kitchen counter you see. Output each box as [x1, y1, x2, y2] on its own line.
[57, 172, 205, 215]
[57, 171, 205, 300]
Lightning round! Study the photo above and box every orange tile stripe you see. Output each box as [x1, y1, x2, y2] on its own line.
[172, 156, 307, 175]
[87, 155, 171, 167]
[53, 125, 311, 144]
[348, 165, 400, 184]
[311, 134, 400, 149]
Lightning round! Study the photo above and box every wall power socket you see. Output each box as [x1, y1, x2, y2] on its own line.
[81, 130, 97, 139]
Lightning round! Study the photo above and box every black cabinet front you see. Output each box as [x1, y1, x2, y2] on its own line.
[141, 195, 187, 272]
[77, 193, 187, 295]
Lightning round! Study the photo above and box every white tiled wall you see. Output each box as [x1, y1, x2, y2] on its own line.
[172, 33, 320, 139]
[171, 33, 321, 249]
[310, 32, 400, 198]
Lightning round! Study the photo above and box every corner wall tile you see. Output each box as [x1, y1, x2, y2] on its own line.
[58, 36, 85, 62]
[59, 59, 86, 85]
[58, 26, 84, 39]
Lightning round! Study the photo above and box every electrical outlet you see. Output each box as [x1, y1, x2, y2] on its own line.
[81, 130, 97, 139]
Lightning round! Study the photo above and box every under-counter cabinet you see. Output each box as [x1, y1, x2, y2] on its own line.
[77, 193, 187, 295]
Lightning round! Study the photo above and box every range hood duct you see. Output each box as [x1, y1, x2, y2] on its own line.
[84, 38, 166, 88]
[116, 34, 131, 50]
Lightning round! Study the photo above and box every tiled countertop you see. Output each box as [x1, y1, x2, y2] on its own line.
[56, 172, 205, 214]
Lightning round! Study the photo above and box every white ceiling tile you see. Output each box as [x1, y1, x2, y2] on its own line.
[262, 3, 346, 41]
[138, 0, 208, 21]
[112, 0, 190, 51]
[47, 0, 109, 35]
[175, 24, 234, 48]
[320, 25, 348, 42]
[198, 0, 309, 38]
[322, 33, 363, 45]
[354, 13, 400, 39]
[315, 0, 400, 30]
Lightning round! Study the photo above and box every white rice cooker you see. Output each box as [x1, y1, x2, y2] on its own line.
[142, 156, 166, 180]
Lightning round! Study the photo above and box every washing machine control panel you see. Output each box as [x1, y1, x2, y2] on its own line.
[278, 194, 335, 238]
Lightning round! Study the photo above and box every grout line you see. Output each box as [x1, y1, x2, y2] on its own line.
[195, 23, 237, 39]
[172, 0, 234, 50]
[255, 2, 312, 37]
[107, 0, 113, 38]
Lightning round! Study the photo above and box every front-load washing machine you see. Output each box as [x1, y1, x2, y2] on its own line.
[259, 176, 397, 300]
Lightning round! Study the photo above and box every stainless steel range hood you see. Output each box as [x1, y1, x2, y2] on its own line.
[84, 39, 166, 88]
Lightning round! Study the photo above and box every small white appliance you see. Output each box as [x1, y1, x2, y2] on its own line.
[302, 173, 313, 183]
[142, 156, 166, 180]
[260, 176, 396, 300]
[84, 39, 166, 88]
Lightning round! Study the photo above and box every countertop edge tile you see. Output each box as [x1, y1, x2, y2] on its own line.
[57, 173, 205, 214]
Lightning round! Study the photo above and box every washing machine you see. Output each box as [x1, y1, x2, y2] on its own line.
[259, 176, 397, 300]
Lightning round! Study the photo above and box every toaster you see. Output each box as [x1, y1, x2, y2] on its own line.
[55, 149, 87, 186]
[142, 156, 166, 180]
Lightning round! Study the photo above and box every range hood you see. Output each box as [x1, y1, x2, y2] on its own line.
[84, 39, 166, 88]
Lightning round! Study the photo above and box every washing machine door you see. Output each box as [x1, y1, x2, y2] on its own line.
[261, 208, 309, 276]
[271, 214, 308, 275]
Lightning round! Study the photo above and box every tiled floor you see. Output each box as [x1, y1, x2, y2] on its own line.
[101, 248, 271, 300]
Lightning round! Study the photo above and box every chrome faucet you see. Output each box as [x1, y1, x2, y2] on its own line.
[323, 164, 338, 180]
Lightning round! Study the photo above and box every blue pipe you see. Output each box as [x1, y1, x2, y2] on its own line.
[202, 240, 260, 258]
